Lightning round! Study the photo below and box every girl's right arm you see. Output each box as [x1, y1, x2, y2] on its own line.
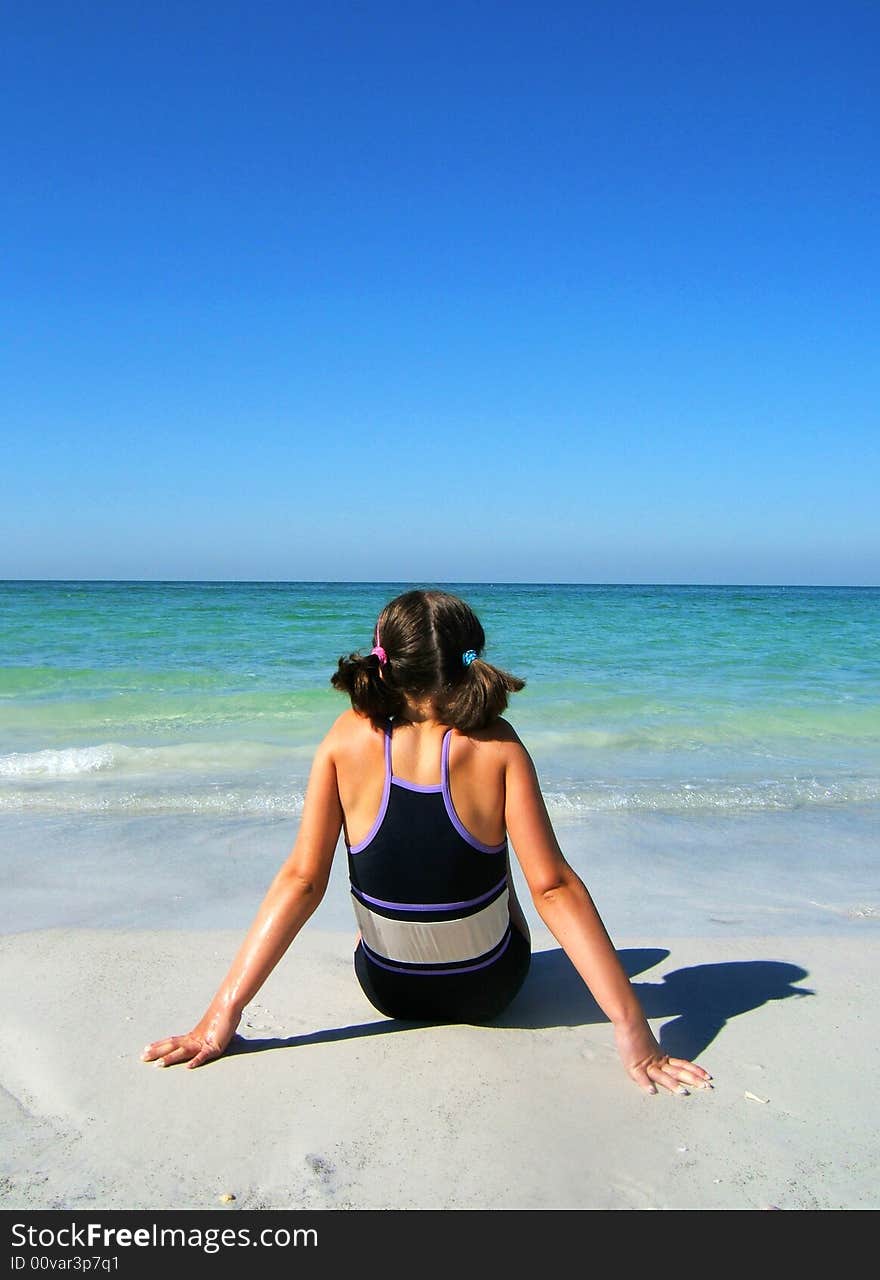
[141, 733, 343, 1069]
[503, 732, 713, 1096]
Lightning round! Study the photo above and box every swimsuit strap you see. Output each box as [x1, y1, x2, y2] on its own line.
[441, 727, 507, 853]
[347, 720, 394, 856]
[440, 727, 454, 788]
[384, 718, 393, 780]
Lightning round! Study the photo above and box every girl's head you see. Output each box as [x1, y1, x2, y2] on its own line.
[331, 589, 525, 732]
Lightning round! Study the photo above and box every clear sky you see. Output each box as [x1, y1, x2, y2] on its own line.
[2, 1, 877, 585]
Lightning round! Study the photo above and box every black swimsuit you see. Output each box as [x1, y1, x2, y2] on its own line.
[347, 719, 530, 1022]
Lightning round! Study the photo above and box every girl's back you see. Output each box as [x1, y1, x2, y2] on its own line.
[331, 708, 510, 853]
[330, 708, 532, 1023]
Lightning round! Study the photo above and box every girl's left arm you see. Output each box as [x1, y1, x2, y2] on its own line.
[141, 734, 343, 1069]
[503, 732, 713, 1096]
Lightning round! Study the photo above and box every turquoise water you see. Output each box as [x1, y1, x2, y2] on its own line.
[1, 580, 878, 936]
[1, 580, 879, 817]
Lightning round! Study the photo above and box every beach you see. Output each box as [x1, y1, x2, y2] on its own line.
[1, 581, 878, 1211]
[2, 923, 877, 1211]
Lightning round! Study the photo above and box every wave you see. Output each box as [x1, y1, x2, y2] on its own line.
[0, 786, 307, 816]
[518, 705, 880, 749]
[0, 740, 310, 779]
[0, 744, 119, 778]
[542, 775, 880, 814]
[4, 705, 878, 772]
[2, 775, 878, 816]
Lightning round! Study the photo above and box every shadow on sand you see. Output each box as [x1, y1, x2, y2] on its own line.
[227, 947, 813, 1064]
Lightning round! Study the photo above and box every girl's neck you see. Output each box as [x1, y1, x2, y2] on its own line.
[397, 694, 445, 727]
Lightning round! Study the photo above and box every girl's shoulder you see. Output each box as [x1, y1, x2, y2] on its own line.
[453, 717, 531, 768]
[322, 711, 531, 764]
[325, 707, 378, 740]
[475, 716, 521, 743]
[322, 708, 384, 760]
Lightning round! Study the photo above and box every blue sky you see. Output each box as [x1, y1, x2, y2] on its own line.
[2, 1, 877, 585]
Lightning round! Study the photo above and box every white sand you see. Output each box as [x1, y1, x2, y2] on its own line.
[1, 924, 877, 1211]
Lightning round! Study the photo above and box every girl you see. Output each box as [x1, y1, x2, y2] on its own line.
[142, 589, 712, 1096]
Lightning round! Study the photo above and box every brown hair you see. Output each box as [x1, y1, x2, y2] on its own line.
[331, 589, 525, 732]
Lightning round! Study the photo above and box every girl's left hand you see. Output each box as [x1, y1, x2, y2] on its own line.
[613, 1019, 713, 1095]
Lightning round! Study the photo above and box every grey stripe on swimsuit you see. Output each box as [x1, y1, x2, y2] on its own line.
[352, 888, 510, 965]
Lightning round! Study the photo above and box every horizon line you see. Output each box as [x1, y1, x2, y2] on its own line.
[2, 578, 878, 590]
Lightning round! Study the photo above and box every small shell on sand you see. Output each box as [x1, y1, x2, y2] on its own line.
[744, 1091, 769, 1104]
[219, 1192, 236, 1203]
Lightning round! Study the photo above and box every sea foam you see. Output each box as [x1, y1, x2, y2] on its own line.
[0, 744, 119, 778]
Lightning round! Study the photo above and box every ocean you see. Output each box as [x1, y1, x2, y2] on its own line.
[1, 580, 878, 937]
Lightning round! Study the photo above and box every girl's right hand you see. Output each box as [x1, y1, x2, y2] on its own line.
[141, 1003, 241, 1070]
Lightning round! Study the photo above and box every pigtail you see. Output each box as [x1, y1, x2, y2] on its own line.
[331, 651, 404, 727]
[439, 657, 525, 733]
[331, 591, 524, 733]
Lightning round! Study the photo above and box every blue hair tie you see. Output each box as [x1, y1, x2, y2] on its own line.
[462, 649, 478, 667]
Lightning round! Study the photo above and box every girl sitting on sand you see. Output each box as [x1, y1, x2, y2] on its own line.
[142, 589, 712, 1095]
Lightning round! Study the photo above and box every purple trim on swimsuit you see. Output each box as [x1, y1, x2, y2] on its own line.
[390, 777, 442, 793]
[388, 720, 442, 790]
[360, 928, 512, 976]
[441, 730, 507, 854]
[351, 874, 507, 914]
[348, 723, 392, 855]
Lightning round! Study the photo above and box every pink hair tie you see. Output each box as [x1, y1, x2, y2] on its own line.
[370, 624, 387, 666]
